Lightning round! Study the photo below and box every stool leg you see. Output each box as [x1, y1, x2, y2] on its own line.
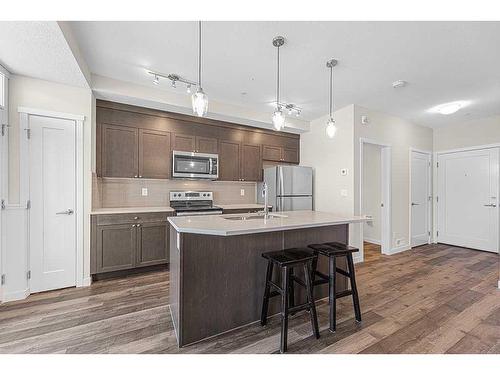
[347, 253, 362, 322]
[310, 252, 319, 294]
[260, 260, 274, 326]
[328, 255, 337, 333]
[289, 267, 295, 312]
[280, 266, 290, 354]
[303, 261, 320, 339]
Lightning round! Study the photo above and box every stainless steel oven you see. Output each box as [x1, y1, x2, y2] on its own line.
[172, 151, 218, 179]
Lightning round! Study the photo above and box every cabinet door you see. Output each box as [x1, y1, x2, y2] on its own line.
[101, 124, 138, 177]
[139, 129, 171, 179]
[241, 143, 262, 182]
[282, 147, 299, 164]
[172, 133, 196, 152]
[96, 224, 136, 273]
[196, 136, 218, 154]
[136, 222, 168, 267]
[219, 140, 241, 181]
[262, 145, 282, 162]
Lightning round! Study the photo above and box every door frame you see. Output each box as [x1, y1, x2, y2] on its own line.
[19, 107, 86, 290]
[0, 66, 9, 302]
[359, 138, 392, 256]
[435, 145, 500, 253]
[409, 148, 432, 248]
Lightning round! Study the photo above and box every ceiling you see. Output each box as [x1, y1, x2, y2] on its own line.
[0, 21, 88, 88]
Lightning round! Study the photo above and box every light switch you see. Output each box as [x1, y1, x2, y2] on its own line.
[341, 189, 348, 197]
[240, 189, 245, 196]
[141, 188, 148, 196]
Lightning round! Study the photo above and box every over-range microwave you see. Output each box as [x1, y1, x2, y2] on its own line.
[172, 150, 219, 180]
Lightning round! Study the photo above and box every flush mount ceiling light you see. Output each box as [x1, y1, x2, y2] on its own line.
[192, 21, 209, 117]
[429, 100, 469, 115]
[325, 59, 338, 139]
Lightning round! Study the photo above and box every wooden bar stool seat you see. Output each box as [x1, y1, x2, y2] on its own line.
[260, 248, 320, 353]
[308, 242, 362, 333]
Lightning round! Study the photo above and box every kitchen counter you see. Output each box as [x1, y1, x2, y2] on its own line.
[91, 206, 175, 215]
[168, 210, 366, 236]
[217, 203, 270, 210]
[169, 210, 366, 347]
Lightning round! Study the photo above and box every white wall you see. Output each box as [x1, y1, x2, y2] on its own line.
[4, 75, 93, 300]
[353, 105, 433, 253]
[362, 143, 382, 244]
[434, 115, 500, 151]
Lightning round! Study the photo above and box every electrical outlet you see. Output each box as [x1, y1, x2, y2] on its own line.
[240, 189, 245, 196]
[141, 188, 148, 197]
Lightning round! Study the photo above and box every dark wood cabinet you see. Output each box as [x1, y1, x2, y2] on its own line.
[219, 140, 241, 181]
[95, 223, 136, 273]
[101, 124, 139, 178]
[196, 136, 218, 154]
[136, 222, 168, 267]
[91, 212, 173, 276]
[96, 100, 300, 180]
[241, 144, 262, 182]
[139, 129, 171, 179]
[172, 133, 196, 152]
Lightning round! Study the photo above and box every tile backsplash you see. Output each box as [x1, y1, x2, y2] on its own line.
[92, 174, 257, 208]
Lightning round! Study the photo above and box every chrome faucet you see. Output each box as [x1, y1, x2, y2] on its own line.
[262, 182, 270, 219]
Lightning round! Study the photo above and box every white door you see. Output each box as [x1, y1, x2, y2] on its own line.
[411, 151, 431, 247]
[29, 115, 77, 292]
[438, 148, 499, 253]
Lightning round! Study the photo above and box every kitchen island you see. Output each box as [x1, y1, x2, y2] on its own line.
[168, 211, 366, 347]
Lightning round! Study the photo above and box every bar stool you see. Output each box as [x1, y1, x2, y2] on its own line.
[260, 248, 320, 353]
[307, 242, 361, 333]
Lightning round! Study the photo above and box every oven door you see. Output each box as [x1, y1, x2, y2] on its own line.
[172, 151, 218, 179]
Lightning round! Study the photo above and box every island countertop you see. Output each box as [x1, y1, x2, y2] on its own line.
[168, 210, 366, 236]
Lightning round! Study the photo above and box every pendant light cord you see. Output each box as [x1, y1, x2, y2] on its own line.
[276, 44, 280, 108]
[198, 21, 202, 89]
[329, 65, 333, 118]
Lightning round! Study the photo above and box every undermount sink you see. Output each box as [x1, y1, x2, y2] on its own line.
[223, 213, 287, 221]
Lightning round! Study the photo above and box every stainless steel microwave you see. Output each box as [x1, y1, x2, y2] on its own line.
[172, 151, 219, 179]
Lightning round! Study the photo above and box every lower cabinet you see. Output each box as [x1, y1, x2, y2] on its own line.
[91, 212, 172, 275]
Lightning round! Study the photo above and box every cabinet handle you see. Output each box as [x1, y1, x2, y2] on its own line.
[134, 216, 139, 220]
[139, 175, 142, 178]
[132, 224, 136, 227]
[134, 175, 138, 178]
[137, 224, 141, 227]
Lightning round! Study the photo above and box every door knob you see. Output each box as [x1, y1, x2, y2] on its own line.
[484, 204, 497, 207]
[56, 209, 74, 215]
[411, 203, 419, 206]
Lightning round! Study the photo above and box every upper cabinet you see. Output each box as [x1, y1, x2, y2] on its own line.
[96, 100, 300, 181]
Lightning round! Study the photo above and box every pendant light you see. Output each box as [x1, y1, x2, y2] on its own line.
[192, 21, 208, 117]
[326, 59, 338, 138]
[272, 36, 285, 131]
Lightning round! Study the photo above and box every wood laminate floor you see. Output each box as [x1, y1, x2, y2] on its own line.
[364, 241, 382, 262]
[0, 244, 498, 354]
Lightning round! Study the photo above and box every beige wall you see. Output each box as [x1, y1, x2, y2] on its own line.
[8, 74, 93, 280]
[434, 115, 500, 151]
[300, 105, 355, 216]
[362, 143, 382, 244]
[353, 105, 433, 252]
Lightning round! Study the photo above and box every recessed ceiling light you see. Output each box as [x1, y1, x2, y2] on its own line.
[392, 80, 407, 88]
[429, 100, 470, 115]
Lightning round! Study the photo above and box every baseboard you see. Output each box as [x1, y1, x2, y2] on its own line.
[353, 255, 363, 264]
[498, 280, 500, 290]
[385, 244, 411, 255]
[82, 276, 92, 287]
[364, 238, 381, 245]
[2, 288, 30, 303]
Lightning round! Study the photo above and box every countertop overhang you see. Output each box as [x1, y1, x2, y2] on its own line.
[168, 210, 367, 236]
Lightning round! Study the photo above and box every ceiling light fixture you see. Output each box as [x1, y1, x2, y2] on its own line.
[326, 59, 338, 138]
[148, 71, 196, 91]
[429, 100, 469, 115]
[272, 36, 285, 131]
[392, 80, 407, 89]
[192, 21, 208, 117]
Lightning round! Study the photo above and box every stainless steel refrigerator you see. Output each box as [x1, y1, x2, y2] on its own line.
[258, 165, 313, 212]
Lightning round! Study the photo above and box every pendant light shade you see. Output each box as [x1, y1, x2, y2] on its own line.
[326, 59, 338, 138]
[272, 108, 285, 131]
[192, 21, 208, 117]
[272, 36, 285, 131]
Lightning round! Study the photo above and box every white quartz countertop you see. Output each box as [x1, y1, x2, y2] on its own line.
[168, 210, 367, 236]
[91, 206, 175, 215]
